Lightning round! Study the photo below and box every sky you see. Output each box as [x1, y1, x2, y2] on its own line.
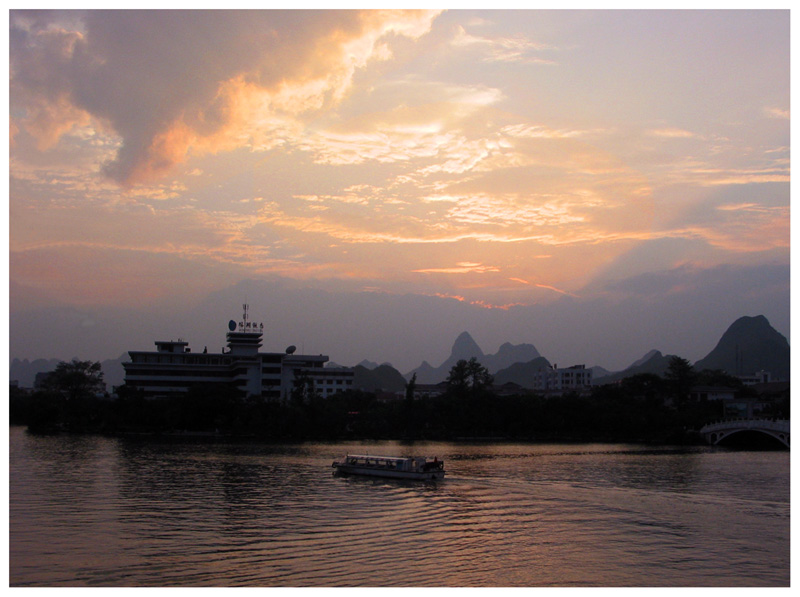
[7, 9, 791, 374]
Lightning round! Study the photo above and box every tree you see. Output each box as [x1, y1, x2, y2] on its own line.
[403, 373, 418, 438]
[290, 372, 320, 405]
[696, 368, 743, 388]
[40, 359, 105, 401]
[664, 356, 696, 405]
[26, 360, 107, 432]
[446, 359, 469, 394]
[405, 372, 417, 403]
[467, 358, 494, 393]
[620, 373, 664, 401]
[446, 357, 493, 397]
[445, 358, 495, 436]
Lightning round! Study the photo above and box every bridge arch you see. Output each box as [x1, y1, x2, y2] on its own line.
[701, 419, 789, 450]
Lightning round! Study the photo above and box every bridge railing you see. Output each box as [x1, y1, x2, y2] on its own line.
[700, 418, 789, 433]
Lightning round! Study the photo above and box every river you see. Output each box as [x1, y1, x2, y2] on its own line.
[8, 426, 790, 587]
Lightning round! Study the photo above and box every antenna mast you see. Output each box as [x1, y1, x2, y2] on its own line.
[237, 303, 263, 334]
[240, 303, 250, 331]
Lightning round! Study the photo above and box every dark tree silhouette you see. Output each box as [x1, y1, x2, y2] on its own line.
[444, 358, 495, 436]
[664, 356, 696, 403]
[446, 357, 493, 397]
[39, 359, 105, 400]
[405, 372, 417, 402]
[290, 372, 320, 405]
[21, 360, 107, 432]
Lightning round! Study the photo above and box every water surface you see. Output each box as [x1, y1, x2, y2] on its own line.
[9, 427, 790, 586]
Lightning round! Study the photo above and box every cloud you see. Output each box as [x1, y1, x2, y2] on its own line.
[451, 25, 556, 64]
[598, 262, 790, 305]
[501, 123, 597, 140]
[764, 106, 789, 119]
[633, 136, 789, 189]
[647, 128, 698, 138]
[428, 292, 523, 311]
[698, 203, 789, 252]
[10, 9, 441, 184]
[10, 244, 247, 308]
[9, 10, 789, 315]
[440, 193, 586, 228]
[534, 284, 579, 298]
[292, 81, 505, 168]
[696, 172, 789, 187]
[413, 262, 500, 274]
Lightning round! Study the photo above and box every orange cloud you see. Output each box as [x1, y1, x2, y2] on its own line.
[413, 262, 500, 274]
[429, 292, 522, 310]
[647, 128, 698, 138]
[764, 106, 789, 119]
[534, 284, 579, 298]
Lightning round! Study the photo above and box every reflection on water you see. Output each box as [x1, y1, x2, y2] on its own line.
[9, 428, 790, 587]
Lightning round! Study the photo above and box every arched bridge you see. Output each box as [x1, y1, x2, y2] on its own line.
[700, 418, 789, 449]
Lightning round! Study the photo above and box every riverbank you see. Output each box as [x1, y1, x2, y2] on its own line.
[11, 382, 787, 448]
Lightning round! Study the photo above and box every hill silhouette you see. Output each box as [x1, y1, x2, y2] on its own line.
[351, 364, 407, 393]
[593, 350, 679, 385]
[694, 315, 789, 379]
[493, 357, 553, 388]
[406, 331, 541, 383]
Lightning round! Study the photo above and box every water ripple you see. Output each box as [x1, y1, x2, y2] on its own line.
[9, 431, 790, 587]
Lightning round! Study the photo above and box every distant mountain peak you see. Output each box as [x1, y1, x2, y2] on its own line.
[497, 341, 540, 357]
[727, 314, 771, 334]
[630, 349, 662, 369]
[451, 331, 484, 360]
[406, 332, 543, 383]
[356, 359, 380, 369]
[694, 314, 789, 379]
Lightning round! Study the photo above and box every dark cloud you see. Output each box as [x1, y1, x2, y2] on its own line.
[10, 10, 437, 183]
[599, 262, 790, 301]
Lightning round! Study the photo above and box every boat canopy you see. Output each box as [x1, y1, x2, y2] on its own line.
[345, 454, 413, 463]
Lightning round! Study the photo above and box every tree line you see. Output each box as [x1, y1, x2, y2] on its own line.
[8, 357, 789, 443]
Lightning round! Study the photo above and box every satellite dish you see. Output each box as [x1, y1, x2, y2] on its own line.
[286, 345, 297, 355]
[228, 320, 237, 331]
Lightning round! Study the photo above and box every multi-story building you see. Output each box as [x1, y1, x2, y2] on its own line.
[531, 364, 592, 395]
[737, 370, 772, 385]
[123, 305, 353, 401]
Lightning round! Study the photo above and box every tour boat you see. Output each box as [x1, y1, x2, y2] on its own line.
[332, 454, 445, 480]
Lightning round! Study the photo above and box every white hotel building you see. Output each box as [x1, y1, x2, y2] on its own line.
[531, 364, 593, 395]
[123, 306, 354, 401]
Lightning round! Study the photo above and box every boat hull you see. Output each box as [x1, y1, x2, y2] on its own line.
[333, 464, 445, 481]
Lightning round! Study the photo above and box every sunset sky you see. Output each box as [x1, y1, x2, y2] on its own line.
[8, 9, 790, 373]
